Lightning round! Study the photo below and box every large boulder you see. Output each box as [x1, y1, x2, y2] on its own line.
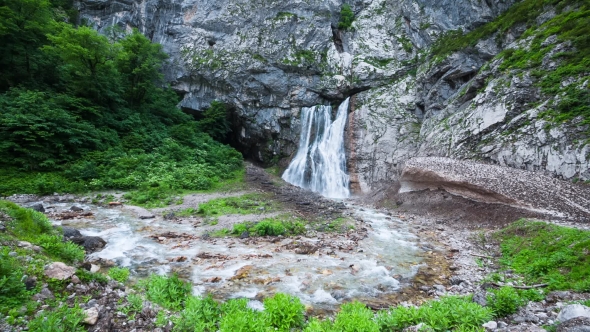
[557, 304, 590, 323]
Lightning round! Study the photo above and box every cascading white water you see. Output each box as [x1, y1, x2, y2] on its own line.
[282, 98, 350, 198]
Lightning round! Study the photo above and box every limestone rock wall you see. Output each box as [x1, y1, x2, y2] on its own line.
[79, 0, 589, 191]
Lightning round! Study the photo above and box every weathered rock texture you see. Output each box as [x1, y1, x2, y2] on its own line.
[79, 0, 589, 194]
[399, 157, 590, 221]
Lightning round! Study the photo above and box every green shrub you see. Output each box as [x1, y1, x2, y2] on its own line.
[220, 298, 266, 332]
[172, 295, 221, 331]
[37, 234, 85, 263]
[263, 293, 305, 330]
[0, 248, 29, 314]
[120, 294, 143, 320]
[375, 296, 492, 331]
[333, 301, 379, 332]
[487, 286, 523, 318]
[196, 194, 274, 217]
[145, 274, 192, 310]
[27, 304, 86, 332]
[338, 4, 355, 30]
[108, 267, 130, 283]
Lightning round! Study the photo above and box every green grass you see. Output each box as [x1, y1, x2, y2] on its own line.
[190, 193, 278, 217]
[0, 201, 85, 264]
[208, 216, 307, 238]
[487, 286, 544, 318]
[495, 220, 590, 291]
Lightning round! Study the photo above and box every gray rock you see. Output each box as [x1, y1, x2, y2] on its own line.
[84, 307, 99, 325]
[44, 262, 76, 280]
[62, 227, 82, 239]
[482, 321, 497, 330]
[473, 291, 487, 307]
[70, 206, 84, 212]
[71, 236, 106, 253]
[30, 203, 45, 213]
[557, 305, 590, 323]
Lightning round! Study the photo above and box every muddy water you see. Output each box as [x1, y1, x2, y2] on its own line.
[47, 202, 426, 310]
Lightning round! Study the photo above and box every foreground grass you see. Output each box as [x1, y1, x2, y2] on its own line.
[177, 193, 277, 218]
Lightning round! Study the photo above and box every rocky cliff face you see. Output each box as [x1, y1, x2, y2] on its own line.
[78, 0, 589, 193]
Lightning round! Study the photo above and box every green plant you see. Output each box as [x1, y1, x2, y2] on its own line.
[145, 274, 192, 310]
[27, 303, 86, 332]
[263, 293, 305, 330]
[195, 194, 275, 217]
[172, 295, 221, 331]
[220, 298, 266, 332]
[338, 4, 355, 30]
[333, 301, 379, 332]
[496, 220, 590, 291]
[120, 294, 143, 320]
[76, 268, 108, 284]
[375, 296, 492, 331]
[108, 267, 130, 283]
[487, 286, 524, 317]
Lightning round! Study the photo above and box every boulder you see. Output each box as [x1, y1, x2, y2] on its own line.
[83, 307, 99, 325]
[30, 203, 45, 213]
[557, 317, 590, 332]
[71, 236, 107, 253]
[44, 262, 76, 280]
[62, 226, 82, 239]
[557, 304, 590, 323]
[70, 206, 84, 212]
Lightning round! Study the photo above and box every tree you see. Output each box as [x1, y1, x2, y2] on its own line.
[44, 24, 122, 107]
[0, 0, 53, 90]
[198, 101, 231, 141]
[117, 29, 168, 107]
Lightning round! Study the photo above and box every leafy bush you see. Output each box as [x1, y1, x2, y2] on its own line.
[487, 286, 524, 318]
[0, 248, 29, 314]
[338, 4, 355, 30]
[220, 298, 266, 332]
[375, 296, 492, 331]
[27, 303, 86, 332]
[76, 268, 108, 284]
[108, 267, 130, 283]
[145, 274, 192, 310]
[172, 295, 221, 331]
[120, 294, 143, 320]
[263, 293, 305, 330]
[333, 301, 379, 332]
[37, 234, 85, 263]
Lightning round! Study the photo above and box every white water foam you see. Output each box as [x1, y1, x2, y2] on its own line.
[282, 98, 350, 198]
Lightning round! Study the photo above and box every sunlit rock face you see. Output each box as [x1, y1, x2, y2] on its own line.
[79, 0, 589, 187]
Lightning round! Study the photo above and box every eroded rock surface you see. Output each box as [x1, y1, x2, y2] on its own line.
[398, 157, 590, 221]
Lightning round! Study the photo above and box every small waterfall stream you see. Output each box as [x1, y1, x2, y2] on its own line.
[282, 98, 350, 198]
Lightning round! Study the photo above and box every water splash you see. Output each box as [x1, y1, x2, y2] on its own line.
[282, 98, 350, 198]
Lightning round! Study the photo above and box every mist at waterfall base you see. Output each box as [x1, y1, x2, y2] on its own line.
[282, 98, 351, 199]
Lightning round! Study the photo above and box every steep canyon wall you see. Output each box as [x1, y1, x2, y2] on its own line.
[79, 0, 590, 195]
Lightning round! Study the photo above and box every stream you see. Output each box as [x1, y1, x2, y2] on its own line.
[45, 201, 427, 311]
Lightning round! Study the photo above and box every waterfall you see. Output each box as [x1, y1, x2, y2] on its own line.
[282, 98, 350, 199]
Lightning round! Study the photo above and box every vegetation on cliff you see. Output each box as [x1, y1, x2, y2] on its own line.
[0, 0, 242, 204]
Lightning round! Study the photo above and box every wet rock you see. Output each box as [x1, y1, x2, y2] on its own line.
[70, 206, 84, 212]
[31, 203, 45, 213]
[84, 307, 99, 325]
[108, 202, 122, 206]
[62, 227, 82, 239]
[90, 264, 101, 273]
[450, 276, 465, 285]
[163, 212, 176, 220]
[482, 321, 497, 330]
[139, 213, 155, 219]
[230, 265, 253, 280]
[557, 305, 590, 323]
[71, 236, 106, 253]
[44, 262, 76, 280]
[239, 231, 250, 239]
